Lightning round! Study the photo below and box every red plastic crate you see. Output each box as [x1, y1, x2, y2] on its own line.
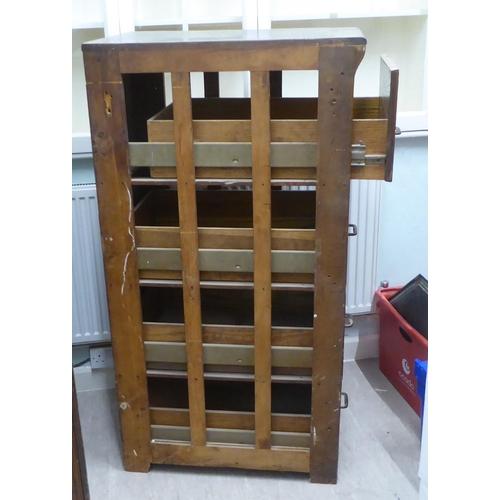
[376, 287, 428, 416]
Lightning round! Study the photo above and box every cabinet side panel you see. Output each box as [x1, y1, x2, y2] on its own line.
[310, 43, 365, 484]
[83, 50, 151, 472]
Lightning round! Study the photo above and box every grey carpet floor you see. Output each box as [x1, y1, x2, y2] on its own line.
[76, 358, 422, 500]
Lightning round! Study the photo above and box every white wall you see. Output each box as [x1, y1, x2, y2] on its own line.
[377, 135, 428, 286]
[72, 156, 96, 185]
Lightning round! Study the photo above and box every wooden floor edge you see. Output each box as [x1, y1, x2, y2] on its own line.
[150, 442, 310, 473]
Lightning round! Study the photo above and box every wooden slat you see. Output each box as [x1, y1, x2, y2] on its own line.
[143, 323, 313, 347]
[135, 227, 315, 251]
[150, 408, 310, 433]
[171, 72, 207, 446]
[119, 46, 319, 73]
[147, 165, 384, 180]
[350, 164, 385, 180]
[151, 425, 310, 448]
[309, 44, 365, 484]
[150, 442, 310, 473]
[83, 50, 151, 473]
[203, 72, 220, 97]
[139, 269, 314, 290]
[139, 279, 313, 292]
[251, 71, 273, 450]
[148, 117, 386, 151]
[149, 166, 319, 180]
[379, 54, 399, 182]
[147, 97, 379, 122]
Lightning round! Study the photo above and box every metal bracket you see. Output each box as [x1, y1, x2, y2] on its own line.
[351, 141, 386, 167]
[341, 392, 349, 409]
[345, 314, 354, 328]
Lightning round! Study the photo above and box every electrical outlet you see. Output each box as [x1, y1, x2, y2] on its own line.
[90, 347, 114, 369]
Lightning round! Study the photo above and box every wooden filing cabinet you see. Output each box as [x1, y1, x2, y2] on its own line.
[83, 27, 398, 484]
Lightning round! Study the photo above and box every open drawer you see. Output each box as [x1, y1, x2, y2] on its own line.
[128, 55, 398, 182]
[148, 377, 312, 448]
[134, 187, 317, 283]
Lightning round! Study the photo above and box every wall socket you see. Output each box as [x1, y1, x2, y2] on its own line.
[90, 347, 114, 370]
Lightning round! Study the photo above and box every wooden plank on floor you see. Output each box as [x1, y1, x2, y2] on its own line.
[251, 71, 272, 450]
[171, 71, 207, 446]
[150, 442, 310, 473]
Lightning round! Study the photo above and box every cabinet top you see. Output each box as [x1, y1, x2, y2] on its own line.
[82, 27, 366, 52]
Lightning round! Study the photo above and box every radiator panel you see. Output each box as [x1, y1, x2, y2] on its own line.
[72, 184, 110, 344]
[346, 180, 382, 314]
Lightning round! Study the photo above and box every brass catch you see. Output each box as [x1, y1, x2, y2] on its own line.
[351, 141, 386, 167]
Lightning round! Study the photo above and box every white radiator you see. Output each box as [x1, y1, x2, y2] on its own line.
[72, 184, 110, 344]
[346, 180, 382, 314]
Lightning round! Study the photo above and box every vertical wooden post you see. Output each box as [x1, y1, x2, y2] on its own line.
[250, 71, 272, 450]
[83, 50, 151, 472]
[171, 72, 207, 446]
[309, 44, 365, 484]
[203, 72, 220, 98]
[270, 71, 282, 98]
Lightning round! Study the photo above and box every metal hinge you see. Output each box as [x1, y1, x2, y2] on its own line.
[351, 141, 386, 167]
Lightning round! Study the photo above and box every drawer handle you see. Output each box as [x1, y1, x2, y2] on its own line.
[399, 326, 413, 343]
[348, 224, 357, 236]
[341, 392, 349, 409]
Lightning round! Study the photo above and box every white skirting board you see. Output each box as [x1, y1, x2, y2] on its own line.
[73, 365, 117, 393]
[74, 314, 380, 392]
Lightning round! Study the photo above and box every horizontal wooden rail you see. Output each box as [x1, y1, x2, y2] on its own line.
[151, 425, 310, 448]
[150, 442, 310, 473]
[139, 278, 314, 291]
[150, 407, 310, 433]
[143, 323, 313, 347]
[135, 227, 315, 251]
[144, 342, 313, 368]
